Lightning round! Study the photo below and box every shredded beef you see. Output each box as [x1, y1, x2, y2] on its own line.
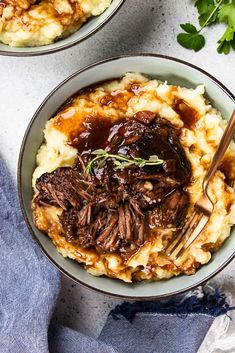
[35, 112, 191, 254]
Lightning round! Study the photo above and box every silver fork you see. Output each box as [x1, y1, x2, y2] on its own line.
[165, 109, 235, 260]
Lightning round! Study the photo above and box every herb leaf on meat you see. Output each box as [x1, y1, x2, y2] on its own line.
[85, 149, 164, 174]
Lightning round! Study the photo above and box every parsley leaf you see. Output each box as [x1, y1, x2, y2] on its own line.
[218, 1, 235, 26]
[177, 32, 205, 51]
[199, 4, 217, 26]
[195, 0, 214, 14]
[217, 0, 235, 54]
[180, 23, 198, 33]
[231, 37, 235, 50]
[217, 40, 231, 54]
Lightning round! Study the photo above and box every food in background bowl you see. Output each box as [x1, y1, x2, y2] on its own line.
[32, 73, 235, 283]
[0, 0, 111, 47]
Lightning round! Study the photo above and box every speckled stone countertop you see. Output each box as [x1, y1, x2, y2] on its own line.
[0, 0, 234, 338]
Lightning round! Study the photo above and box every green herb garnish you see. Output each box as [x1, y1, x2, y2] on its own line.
[85, 149, 164, 174]
[177, 0, 235, 54]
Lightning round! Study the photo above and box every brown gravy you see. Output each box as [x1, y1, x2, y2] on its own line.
[173, 98, 199, 129]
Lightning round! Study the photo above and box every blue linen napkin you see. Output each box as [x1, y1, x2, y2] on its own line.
[0, 158, 232, 353]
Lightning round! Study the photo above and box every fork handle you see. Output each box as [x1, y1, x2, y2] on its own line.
[203, 109, 235, 192]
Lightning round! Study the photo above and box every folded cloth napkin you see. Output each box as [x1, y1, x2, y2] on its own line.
[0, 158, 232, 353]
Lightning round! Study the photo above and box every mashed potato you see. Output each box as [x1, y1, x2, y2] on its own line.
[32, 73, 235, 283]
[0, 0, 111, 47]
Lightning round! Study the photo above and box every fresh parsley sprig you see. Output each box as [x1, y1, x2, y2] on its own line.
[85, 149, 164, 174]
[217, 0, 235, 53]
[177, 0, 235, 54]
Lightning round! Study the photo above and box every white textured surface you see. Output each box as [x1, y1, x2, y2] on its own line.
[0, 0, 234, 339]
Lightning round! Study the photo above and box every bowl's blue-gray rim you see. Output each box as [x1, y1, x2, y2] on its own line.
[0, 0, 126, 57]
[18, 53, 235, 300]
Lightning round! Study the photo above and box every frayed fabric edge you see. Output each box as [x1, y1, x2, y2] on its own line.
[109, 285, 235, 322]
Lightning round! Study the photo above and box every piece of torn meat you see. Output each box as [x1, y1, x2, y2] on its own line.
[35, 167, 93, 210]
[149, 191, 189, 228]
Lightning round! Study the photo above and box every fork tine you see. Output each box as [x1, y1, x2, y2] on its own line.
[166, 209, 198, 255]
[168, 212, 203, 260]
[175, 214, 209, 259]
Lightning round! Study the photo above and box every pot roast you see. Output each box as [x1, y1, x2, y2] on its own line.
[35, 111, 191, 254]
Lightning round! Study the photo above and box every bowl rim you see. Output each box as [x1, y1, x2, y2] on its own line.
[0, 0, 126, 57]
[18, 53, 235, 300]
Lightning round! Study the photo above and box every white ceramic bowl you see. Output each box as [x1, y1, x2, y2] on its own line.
[0, 0, 125, 56]
[18, 54, 235, 299]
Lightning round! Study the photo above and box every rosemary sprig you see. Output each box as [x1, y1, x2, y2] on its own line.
[85, 149, 164, 174]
